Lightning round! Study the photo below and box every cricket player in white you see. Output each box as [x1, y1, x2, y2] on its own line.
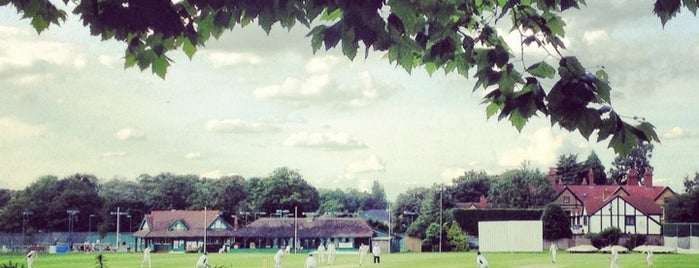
[549, 243, 558, 263]
[304, 253, 317, 268]
[317, 244, 326, 264]
[476, 251, 488, 268]
[644, 244, 654, 266]
[274, 247, 284, 268]
[196, 252, 209, 268]
[141, 246, 152, 268]
[26, 250, 37, 268]
[609, 246, 619, 268]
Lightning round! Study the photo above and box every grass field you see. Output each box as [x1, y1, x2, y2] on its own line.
[1, 250, 698, 268]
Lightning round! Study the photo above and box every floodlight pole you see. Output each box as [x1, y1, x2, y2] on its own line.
[110, 207, 128, 252]
[439, 183, 443, 253]
[22, 210, 33, 249]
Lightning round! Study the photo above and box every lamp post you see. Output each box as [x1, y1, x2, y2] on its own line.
[275, 209, 289, 218]
[88, 214, 95, 242]
[254, 211, 267, 220]
[110, 207, 128, 251]
[22, 210, 33, 249]
[238, 211, 250, 226]
[66, 209, 80, 244]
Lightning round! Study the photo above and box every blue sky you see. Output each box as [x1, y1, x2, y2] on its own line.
[1, 0, 698, 199]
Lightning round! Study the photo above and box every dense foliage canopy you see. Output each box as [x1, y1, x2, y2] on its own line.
[7, 0, 695, 155]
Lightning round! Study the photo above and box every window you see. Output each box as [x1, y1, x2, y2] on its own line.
[625, 216, 635, 226]
[563, 196, 570, 203]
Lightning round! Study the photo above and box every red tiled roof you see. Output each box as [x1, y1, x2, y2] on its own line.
[233, 217, 373, 238]
[556, 185, 621, 215]
[556, 185, 670, 216]
[133, 210, 234, 238]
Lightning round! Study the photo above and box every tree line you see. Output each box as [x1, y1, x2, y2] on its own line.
[2, 142, 697, 250]
[0, 167, 388, 237]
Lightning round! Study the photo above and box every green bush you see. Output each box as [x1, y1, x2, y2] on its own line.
[586, 227, 622, 248]
[625, 234, 647, 249]
[0, 261, 24, 268]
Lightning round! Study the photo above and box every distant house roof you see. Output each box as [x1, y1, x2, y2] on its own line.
[455, 195, 489, 209]
[233, 216, 373, 238]
[133, 210, 234, 238]
[554, 184, 671, 216]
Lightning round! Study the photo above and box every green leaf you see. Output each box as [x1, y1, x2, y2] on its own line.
[31, 15, 48, 33]
[685, 0, 698, 15]
[124, 53, 137, 69]
[152, 55, 169, 79]
[609, 125, 637, 156]
[486, 102, 501, 119]
[321, 8, 343, 21]
[526, 61, 556, 79]
[544, 14, 566, 37]
[636, 121, 660, 142]
[577, 108, 602, 140]
[182, 37, 197, 59]
[425, 62, 437, 75]
[595, 69, 609, 81]
[509, 111, 527, 132]
[594, 77, 612, 103]
[341, 29, 358, 60]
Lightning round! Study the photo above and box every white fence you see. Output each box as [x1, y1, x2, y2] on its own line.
[478, 221, 542, 252]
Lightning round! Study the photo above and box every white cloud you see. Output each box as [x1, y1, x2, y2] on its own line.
[0, 117, 44, 140]
[0, 31, 86, 71]
[98, 54, 121, 67]
[348, 71, 381, 107]
[583, 29, 610, 46]
[345, 155, 386, 174]
[204, 50, 262, 67]
[184, 152, 203, 159]
[200, 170, 222, 179]
[205, 118, 280, 133]
[497, 127, 563, 168]
[305, 55, 341, 74]
[283, 131, 367, 150]
[101, 151, 126, 157]
[441, 168, 468, 181]
[253, 75, 333, 100]
[662, 126, 692, 139]
[115, 128, 146, 141]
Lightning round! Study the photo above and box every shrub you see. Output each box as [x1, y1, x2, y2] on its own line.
[625, 234, 647, 249]
[586, 227, 622, 248]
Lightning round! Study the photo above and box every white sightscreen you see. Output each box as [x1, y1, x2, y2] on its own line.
[478, 221, 543, 252]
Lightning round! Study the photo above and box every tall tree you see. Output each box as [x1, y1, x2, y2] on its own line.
[392, 187, 428, 233]
[450, 170, 490, 203]
[583, 151, 609, 185]
[608, 142, 654, 185]
[541, 203, 572, 241]
[664, 173, 699, 223]
[98, 178, 147, 233]
[489, 164, 556, 208]
[362, 180, 388, 210]
[256, 167, 320, 214]
[5, 0, 674, 155]
[555, 154, 584, 185]
[137, 173, 199, 210]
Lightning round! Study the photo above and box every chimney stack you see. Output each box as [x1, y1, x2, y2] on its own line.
[643, 167, 653, 187]
[626, 169, 639, 186]
[548, 167, 558, 185]
[588, 168, 596, 186]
